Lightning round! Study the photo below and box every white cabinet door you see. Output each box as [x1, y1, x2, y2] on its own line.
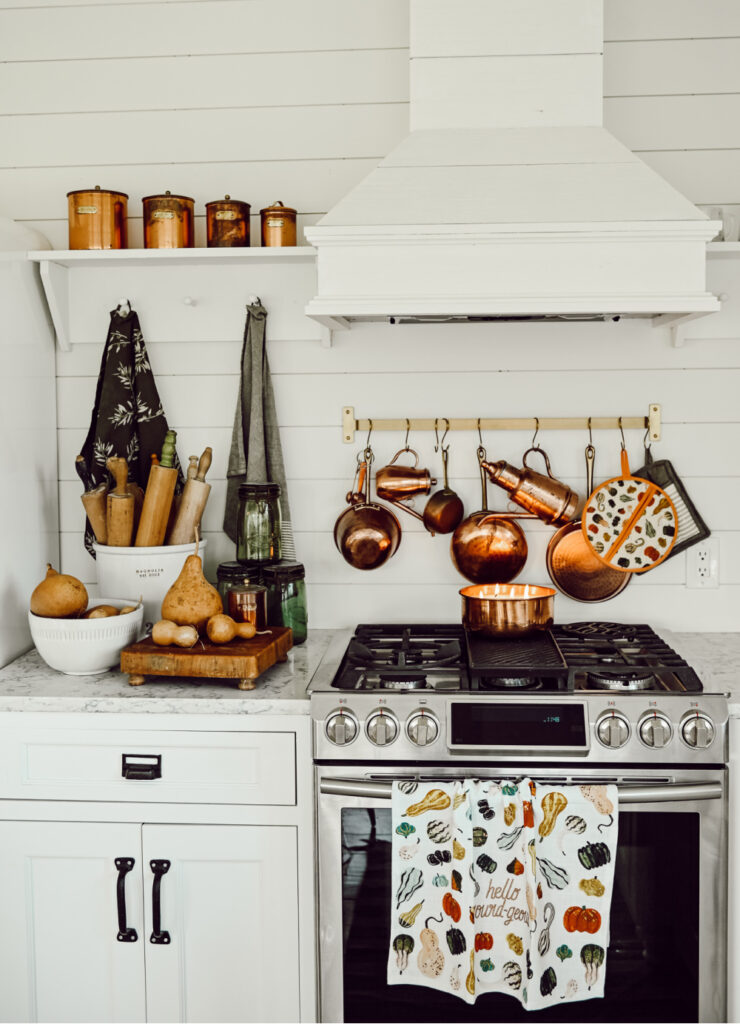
[143, 824, 301, 1024]
[0, 820, 146, 1024]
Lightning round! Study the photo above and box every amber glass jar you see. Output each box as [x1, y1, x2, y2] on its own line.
[67, 186, 128, 250]
[206, 195, 250, 247]
[142, 191, 194, 248]
[260, 201, 297, 246]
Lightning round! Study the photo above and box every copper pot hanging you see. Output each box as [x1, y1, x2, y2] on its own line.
[334, 452, 401, 571]
[482, 446, 579, 527]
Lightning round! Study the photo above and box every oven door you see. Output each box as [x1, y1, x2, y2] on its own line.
[316, 765, 726, 1024]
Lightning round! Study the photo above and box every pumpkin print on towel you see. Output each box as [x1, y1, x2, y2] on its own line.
[581, 449, 677, 572]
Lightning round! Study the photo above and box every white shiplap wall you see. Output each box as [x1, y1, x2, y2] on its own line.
[2, 0, 739, 630]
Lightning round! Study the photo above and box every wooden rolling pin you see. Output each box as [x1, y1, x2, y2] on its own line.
[135, 431, 179, 547]
[167, 447, 212, 545]
[106, 457, 135, 546]
[77, 455, 108, 544]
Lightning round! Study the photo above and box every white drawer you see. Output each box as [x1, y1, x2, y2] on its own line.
[0, 727, 296, 805]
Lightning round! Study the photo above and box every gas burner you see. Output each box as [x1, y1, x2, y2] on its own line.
[479, 676, 543, 691]
[378, 671, 428, 691]
[561, 622, 641, 640]
[586, 669, 657, 692]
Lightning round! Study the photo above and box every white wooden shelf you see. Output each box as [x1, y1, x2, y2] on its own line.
[27, 247, 324, 350]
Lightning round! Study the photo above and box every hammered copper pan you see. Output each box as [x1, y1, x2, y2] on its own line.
[546, 445, 630, 602]
[334, 453, 401, 571]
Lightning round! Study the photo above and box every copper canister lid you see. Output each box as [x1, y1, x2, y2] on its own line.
[260, 200, 296, 216]
[206, 194, 250, 211]
[67, 185, 128, 199]
[142, 190, 194, 203]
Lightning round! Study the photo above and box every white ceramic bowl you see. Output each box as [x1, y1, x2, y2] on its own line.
[28, 598, 144, 676]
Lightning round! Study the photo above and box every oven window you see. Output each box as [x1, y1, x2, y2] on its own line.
[341, 808, 699, 1023]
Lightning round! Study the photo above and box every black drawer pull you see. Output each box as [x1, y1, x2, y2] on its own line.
[115, 857, 137, 943]
[122, 753, 161, 780]
[150, 859, 171, 945]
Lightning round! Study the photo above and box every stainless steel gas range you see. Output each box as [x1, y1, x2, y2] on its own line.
[310, 622, 728, 1023]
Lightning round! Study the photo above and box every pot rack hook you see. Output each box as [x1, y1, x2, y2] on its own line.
[434, 417, 440, 452]
[619, 416, 626, 450]
[404, 418, 411, 451]
[116, 298, 131, 317]
[441, 417, 450, 451]
[477, 418, 483, 446]
[531, 417, 540, 449]
[365, 418, 373, 451]
[476, 419, 486, 462]
[588, 416, 593, 446]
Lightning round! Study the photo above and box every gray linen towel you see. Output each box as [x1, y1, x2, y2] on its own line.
[223, 300, 294, 557]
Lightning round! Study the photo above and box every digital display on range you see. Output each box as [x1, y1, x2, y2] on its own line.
[450, 703, 587, 749]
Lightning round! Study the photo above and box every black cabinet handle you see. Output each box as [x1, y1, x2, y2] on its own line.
[150, 859, 171, 945]
[122, 753, 162, 780]
[115, 857, 137, 943]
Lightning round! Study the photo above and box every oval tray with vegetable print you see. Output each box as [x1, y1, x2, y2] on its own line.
[581, 449, 677, 573]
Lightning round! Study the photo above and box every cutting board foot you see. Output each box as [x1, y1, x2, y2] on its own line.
[128, 674, 146, 686]
[237, 678, 257, 690]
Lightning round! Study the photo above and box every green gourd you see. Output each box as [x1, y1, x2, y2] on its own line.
[446, 927, 466, 955]
[540, 967, 557, 997]
[578, 842, 611, 870]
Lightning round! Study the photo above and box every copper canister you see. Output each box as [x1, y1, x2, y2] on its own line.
[67, 186, 128, 250]
[142, 191, 194, 249]
[260, 201, 297, 246]
[206, 195, 251, 247]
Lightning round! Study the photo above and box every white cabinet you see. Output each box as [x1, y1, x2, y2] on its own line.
[0, 712, 315, 1024]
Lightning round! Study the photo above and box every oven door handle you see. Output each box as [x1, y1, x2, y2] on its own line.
[319, 779, 723, 803]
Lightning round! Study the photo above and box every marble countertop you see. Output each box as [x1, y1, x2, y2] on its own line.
[0, 631, 334, 715]
[0, 628, 738, 716]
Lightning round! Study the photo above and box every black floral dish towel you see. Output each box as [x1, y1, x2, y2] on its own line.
[78, 303, 182, 555]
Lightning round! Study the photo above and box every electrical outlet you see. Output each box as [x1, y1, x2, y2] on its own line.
[686, 538, 720, 589]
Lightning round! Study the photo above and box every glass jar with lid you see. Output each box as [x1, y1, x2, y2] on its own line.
[236, 483, 282, 564]
[216, 561, 263, 603]
[262, 562, 307, 645]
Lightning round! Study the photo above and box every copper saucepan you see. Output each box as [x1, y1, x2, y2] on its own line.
[334, 451, 401, 571]
[378, 446, 464, 535]
[546, 445, 631, 602]
[450, 446, 530, 584]
[461, 583, 556, 638]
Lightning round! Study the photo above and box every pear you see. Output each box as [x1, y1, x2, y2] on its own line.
[160, 531, 222, 632]
[30, 564, 88, 618]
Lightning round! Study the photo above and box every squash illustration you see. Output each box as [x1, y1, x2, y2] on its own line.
[449, 963, 461, 991]
[474, 932, 493, 952]
[446, 927, 467, 955]
[539, 791, 568, 841]
[442, 892, 461, 923]
[526, 950, 533, 979]
[469, 864, 480, 898]
[536, 856, 569, 890]
[522, 800, 534, 828]
[453, 790, 468, 809]
[581, 943, 605, 988]
[399, 838, 420, 860]
[398, 780, 419, 795]
[580, 785, 615, 832]
[497, 826, 524, 850]
[404, 789, 451, 816]
[527, 839, 536, 875]
[395, 821, 416, 838]
[466, 949, 476, 996]
[480, 958, 494, 973]
[476, 853, 497, 874]
[578, 841, 611, 870]
[537, 902, 555, 956]
[451, 869, 462, 892]
[427, 819, 452, 844]
[502, 783, 517, 796]
[398, 900, 424, 929]
[418, 915, 445, 978]
[564, 814, 587, 836]
[579, 876, 605, 898]
[453, 838, 466, 860]
[473, 826, 488, 847]
[556, 943, 573, 962]
[503, 961, 522, 990]
[477, 798, 495, 820]
[563, 905, 602, 934]
[428, 849, 452, 866]
[507, 858, 524, 876]
[540, 967, 557, 997]
[504, 803, 516, 826]
[396, 867, 423, 908]
[432, 874, 448, 888]
[393, 934, 414, 973]
[506, 933, 523, 956]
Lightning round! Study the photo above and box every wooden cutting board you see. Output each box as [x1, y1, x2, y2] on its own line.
[120, 626, 293, 689]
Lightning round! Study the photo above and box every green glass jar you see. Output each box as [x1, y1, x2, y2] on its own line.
[236, 483, 282, 565]
[262, 562, 307, 645]
[216, 561, 263, 603]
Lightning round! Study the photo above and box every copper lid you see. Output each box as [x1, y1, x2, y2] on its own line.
[142, 190, 194, 203]
[260, 200, 296, 216]
[206, 195, 250, 210]
[67, 185, 128, 199]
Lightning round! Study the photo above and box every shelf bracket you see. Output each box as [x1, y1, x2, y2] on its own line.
[342, 405, 662, 445]
[652, 309, 719, 349]
[38, 259, 70, 351]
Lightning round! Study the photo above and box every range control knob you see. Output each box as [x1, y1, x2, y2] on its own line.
[325, 709, 359, 746]
[366, 710, 399, 746]
[638, 711, 672, 748]
[680, 711, 715, 749]
[406, 711, 439, 747]
[595, 710, 630, 749]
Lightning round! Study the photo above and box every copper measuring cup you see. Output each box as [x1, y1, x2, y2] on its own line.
[334, 450, 401, 571]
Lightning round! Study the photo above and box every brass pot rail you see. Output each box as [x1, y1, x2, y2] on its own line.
[342, 405, 661, 445]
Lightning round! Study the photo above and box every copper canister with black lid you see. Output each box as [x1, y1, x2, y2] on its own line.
[67, 186, 128, 250]
[206, 195, 250, 247]
[142, 191, 194, 248]
[260, 200, 297, 246]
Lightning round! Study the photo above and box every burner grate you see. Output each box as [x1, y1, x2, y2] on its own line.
[466, 631, 565, 670]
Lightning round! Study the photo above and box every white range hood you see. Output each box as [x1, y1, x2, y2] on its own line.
[305, 0, 719, 331]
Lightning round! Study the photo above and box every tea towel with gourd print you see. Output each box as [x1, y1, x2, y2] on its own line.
[388, 779, 618, 1010]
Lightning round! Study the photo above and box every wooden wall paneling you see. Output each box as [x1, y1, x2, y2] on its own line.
[604, 0, 740, 41]
[605, 95, 740, 153]
[604, 39, 740, 96]
[638, 151, 740, 206]
[0, 0, 409, 62]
